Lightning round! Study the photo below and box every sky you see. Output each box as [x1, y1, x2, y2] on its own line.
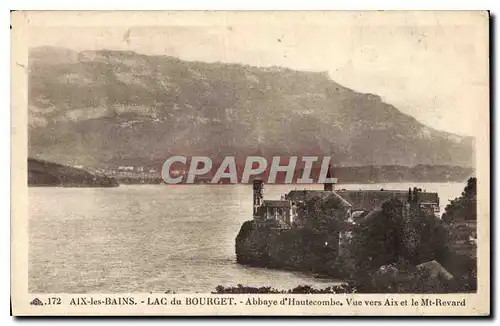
[25, 11, 489, 137]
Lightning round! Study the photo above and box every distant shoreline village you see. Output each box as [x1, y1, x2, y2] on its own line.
[27, 157, 474, 187]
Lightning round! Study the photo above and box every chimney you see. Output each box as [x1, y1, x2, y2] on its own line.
[324, 165, 334, 191]
[253, 179, 264, 216]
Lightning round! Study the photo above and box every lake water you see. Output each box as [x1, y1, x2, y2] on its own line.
[28, 182, 465, 293]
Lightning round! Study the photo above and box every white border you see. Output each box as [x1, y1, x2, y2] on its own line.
[3, 1, 498, 325]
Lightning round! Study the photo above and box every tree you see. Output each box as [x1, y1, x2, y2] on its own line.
[340, 198, 450, 280]
[442, 177, 477, 222]
[298, 195, 348, 232]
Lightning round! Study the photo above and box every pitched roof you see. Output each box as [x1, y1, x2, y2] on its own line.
[327, 191, 353, 208]
[417, 192, 440, 204]
[335, 190, 409, 211]
[285, 190, 333, 202]
[263, 200, 291, 208]
[284, 189, 439, 212]
[284, 190, 351, 210]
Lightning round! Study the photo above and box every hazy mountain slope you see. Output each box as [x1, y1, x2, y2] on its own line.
[28, 46, 474, 168]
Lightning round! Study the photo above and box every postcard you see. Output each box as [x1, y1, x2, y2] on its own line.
[11, 10, 490, 316]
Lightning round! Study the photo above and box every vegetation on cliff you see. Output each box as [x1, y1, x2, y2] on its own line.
[441, 177, 477, 259]
[336, 194, 476, 293]
[235, 195, 348, 276]
[442, 177, 477, 222]
[338, 199, 449, 277]
[235, 180, 478, 293]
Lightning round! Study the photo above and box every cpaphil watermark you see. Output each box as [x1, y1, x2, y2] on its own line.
[161, 156, 338, 185]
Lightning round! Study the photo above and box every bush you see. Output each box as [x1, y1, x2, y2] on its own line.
[212, 284, 359, 294]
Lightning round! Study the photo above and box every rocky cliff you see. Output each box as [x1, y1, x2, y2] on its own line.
[235, 220, 342, 277]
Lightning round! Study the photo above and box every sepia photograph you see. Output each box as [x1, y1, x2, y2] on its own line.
[10, 10, 490, 316]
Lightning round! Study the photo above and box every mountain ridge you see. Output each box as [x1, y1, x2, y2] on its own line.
[28, 46, 475, 169]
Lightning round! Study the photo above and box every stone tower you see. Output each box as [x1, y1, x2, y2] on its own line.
[253, 179, 264, 216]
